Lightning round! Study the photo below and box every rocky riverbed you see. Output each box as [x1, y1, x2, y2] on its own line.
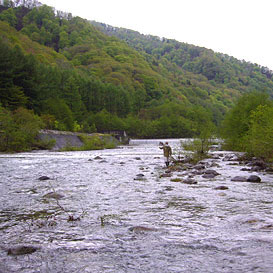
[0, 139, 272, 273]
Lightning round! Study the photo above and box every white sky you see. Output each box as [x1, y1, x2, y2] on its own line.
[40, 0, 273, 70]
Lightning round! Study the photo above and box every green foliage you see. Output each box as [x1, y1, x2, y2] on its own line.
[220, 92, 272, 150]
[0, 1, 273, 148]
[42, 98, 74, 131]
[179, 118, 215, 163]
[182, 138, 212, 161]
[0, 106, 44, 152]
[245, 105, 273, 162]
[0, 7, 17, 27]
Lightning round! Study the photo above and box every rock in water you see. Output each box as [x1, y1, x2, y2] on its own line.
[247, 175, 261, 183]
[214, 186, 229, 190]
[43, 192, 64, 200]
[38, 176, 50, 181]
[7, 246, 38, 255]
[204, 170, 220, 176]
[202, 173, 217, 179]
[231, 176, 248, 182]
[183, 178, 197, 184]
[129, 226, 157, 233]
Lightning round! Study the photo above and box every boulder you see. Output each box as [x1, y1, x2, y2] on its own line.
[241, 168, 251, 171]
[223, 154, 238, 161]
[214, 186, 229, 190]
[182, 178, 197, 184]
[99, 160, 107, 163]
[191, 170, 205, 175]
[250, 166, 263, 172]
[194, 164, 205, 170]
[247, 175, 261, 183]
[204, 170, 220, 176]
[265, 167, 273, 173]
[202, 173, 217, 179]
[252, 160, 267, 169]
[231, 176, 248, 182]
[7, 245, 38, 255]
[160, 173, 172, 178]
[43, 192, 64, 200]
[129, 226, 157, 233]
[38, 176, 50, 181]
[94, 156, 103, 160]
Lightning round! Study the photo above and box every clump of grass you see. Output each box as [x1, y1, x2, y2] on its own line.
[170, 178, 182, 182]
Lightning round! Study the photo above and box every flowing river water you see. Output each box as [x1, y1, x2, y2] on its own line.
[0, 139, 273, 273]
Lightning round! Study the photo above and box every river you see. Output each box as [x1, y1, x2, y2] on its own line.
[0, 139, 273, 273]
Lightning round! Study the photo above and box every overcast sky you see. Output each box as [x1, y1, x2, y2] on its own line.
[40, 0, 273, 70]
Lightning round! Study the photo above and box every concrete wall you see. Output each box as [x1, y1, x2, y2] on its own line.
[39, 130, 84, 151]
[39, 130, 121, 151]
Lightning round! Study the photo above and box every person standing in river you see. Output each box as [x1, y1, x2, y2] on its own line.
[159, 142, 172, 167]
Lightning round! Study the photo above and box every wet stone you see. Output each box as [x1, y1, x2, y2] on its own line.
[94, 156, 103, 160]
[241, 168, 251, 171]
[223, 154, 238, 161]
[160, 173, 172, 178]
[265, 167, 273, 173]
[7, 245, 39, 256]
[43, 192, 64, 200]
[99, 160, 107, 163]
[204, 170, 220, 176]
[129, 226, 158, 233]
[134, 175, 146, 181]
[202, 173, 217, 179]
[214, 186, 229, 190]
[194, 164, 205, 170]
[38, 176, 50, 181]
[247, 175, 261, 183]
[183, 178, 197, 184]
[250, 166, 263, 172]
[191, 170, 205, 175]
[231, 176, 248, 182]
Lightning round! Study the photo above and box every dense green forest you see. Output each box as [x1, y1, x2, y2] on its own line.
[0, 0, 272, 156]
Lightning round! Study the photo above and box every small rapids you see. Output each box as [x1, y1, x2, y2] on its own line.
[0, 139, 272, 273]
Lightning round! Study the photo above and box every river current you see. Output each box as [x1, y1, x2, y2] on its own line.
[0, 139, 273, 273]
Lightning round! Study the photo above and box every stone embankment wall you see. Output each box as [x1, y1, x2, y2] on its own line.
[38, 130, 120, 151]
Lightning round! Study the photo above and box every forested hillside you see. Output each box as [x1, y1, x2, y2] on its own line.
[1, 0, 272, 142]
[91, 22, 273, 101]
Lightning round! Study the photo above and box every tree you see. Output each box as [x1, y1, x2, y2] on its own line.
[220, 92, 272, 150]
[0, 8, 17, 27]
[43, 98, 74, 131]
[0, 106, 43, 151]
[0, 41, 28, 109]
[245, 105, 273, 161]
